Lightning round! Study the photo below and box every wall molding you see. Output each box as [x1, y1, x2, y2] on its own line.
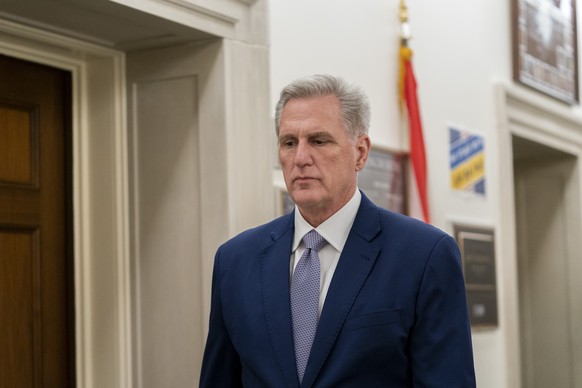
[503, 84, 582, 149]
[0, 18, 132, 388]
[495, 82, 582, 388]
[163, 0, 239, 24]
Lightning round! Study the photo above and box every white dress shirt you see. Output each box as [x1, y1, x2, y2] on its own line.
[290, 189, 362, 314]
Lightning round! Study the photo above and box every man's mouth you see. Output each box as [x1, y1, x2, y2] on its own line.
[294, 176, 316, 183]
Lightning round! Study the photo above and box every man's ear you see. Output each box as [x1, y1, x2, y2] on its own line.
[355, 135, 371, 171]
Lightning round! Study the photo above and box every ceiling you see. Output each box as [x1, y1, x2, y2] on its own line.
[0, 0, 215, 51]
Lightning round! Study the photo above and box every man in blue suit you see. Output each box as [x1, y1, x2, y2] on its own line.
[200, 74, 476, 387]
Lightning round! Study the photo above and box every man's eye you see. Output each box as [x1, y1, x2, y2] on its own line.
[281, 139, 296, 147]
[312, 138, 327, 145]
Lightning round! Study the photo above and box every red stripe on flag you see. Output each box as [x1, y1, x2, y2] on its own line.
[403, 59, 430, 223]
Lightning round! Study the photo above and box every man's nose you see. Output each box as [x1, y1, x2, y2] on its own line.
[294, 140, 313, 166]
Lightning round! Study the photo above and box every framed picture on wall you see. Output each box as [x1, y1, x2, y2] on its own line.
[512, 0, 578, 104]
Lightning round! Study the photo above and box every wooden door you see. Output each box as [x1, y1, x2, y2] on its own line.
[0, 54, 74, 387]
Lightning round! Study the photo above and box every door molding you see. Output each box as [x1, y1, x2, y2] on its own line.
[496, 83, 582, 388]
[0, 18, 131, 388]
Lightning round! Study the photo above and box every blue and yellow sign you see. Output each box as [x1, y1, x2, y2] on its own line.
[450, 127, 485, 195]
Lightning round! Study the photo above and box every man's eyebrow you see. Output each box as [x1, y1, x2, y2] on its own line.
[278, 131, 334, 141]
[308, 131, 334, 139]
[278, 133, 296, 140]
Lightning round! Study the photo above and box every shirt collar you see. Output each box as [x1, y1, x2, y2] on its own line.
[292, 189, 362, 252]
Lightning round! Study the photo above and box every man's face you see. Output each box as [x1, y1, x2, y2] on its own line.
[278, 95, 370, 225]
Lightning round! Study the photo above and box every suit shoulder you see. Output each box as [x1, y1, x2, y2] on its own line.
[219, 213, 292, 253]
[377, 207, 451, 241]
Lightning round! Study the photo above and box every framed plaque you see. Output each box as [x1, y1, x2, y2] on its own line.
[512, 0, 578, 104]
[357, 147, 407, 214]
[454, 225, 498, 329]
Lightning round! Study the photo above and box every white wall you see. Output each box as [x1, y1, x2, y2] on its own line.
[269, 1, 582, 386]
[269, 0, 401, 148]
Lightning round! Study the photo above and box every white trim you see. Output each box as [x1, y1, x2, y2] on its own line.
[495, 84, 524, 388]
[75, 61, 92, 388]
[0, 19, 131, 388]
[502, 83, 582, 146]
[0, 11, 115, 48]
[111, 0, 239, 39]
[112, 54, 132, 388]
[0, 18, 118, 55]
[163, 0, 239, 24]
[496, 82, 582, 388]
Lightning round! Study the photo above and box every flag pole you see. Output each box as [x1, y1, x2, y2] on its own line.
[398, 0, 430, 223]
[399, 0, 410, 47]
[398, 0, 412, 110]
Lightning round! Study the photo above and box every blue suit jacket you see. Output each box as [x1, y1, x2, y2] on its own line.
[200, 193, 476, 387]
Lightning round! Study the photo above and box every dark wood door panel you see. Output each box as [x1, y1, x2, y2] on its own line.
[0, 227, 40, 387]
[0, 54, 74, 387]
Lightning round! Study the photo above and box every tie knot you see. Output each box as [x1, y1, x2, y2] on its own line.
[303, 229, 327, 252]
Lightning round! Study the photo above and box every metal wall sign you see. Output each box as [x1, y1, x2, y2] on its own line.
[454, 225, 498, 329]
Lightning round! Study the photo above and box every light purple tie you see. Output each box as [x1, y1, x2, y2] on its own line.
[291, 229, 327, 383]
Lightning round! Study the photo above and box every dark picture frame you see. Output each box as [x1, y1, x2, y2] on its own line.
[454, 225, 498, 329]
[357, 147, 407, 214]
[512, 0, 579, 104]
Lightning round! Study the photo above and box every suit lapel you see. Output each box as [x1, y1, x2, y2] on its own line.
[261, 213, 300, 388]
[301, 194, 382, 388]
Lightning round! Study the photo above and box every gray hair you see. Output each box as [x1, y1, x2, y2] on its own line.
[274, 74, 370, 138]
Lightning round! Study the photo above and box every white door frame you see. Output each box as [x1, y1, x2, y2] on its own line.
[0, 19, 131, 388]
[496, 83, 582, 388]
